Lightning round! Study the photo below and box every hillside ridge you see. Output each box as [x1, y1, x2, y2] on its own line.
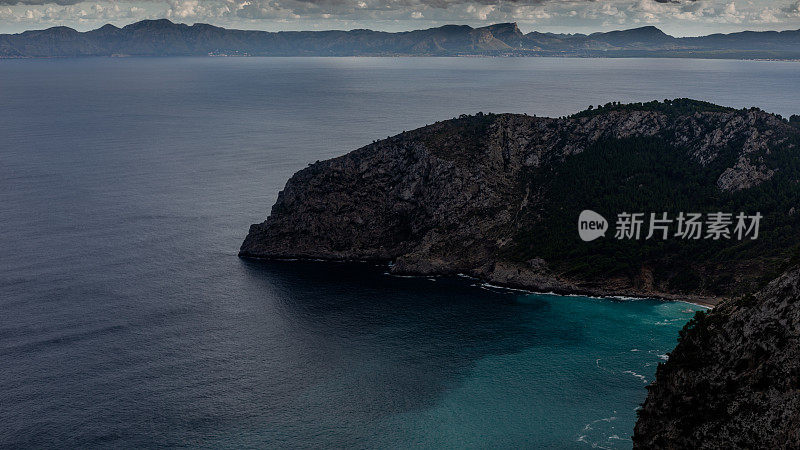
[240, 99, 800, 303]
[4, 20, 800, 58]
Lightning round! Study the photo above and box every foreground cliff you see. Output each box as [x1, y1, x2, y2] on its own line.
[241, 99, 800, 301]
[634, 266, 800, 448]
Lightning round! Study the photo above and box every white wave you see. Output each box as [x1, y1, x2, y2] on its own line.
[623, 370, 647, 383]
[576, 416, 620, 449]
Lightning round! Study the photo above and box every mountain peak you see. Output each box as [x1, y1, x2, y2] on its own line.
[632, 25, 669, 36]
[481, 23, 524, 43]
[91, 24, 121, 34]
[485, 22, 521, 33]
[432, 24, 472, 31]
[123, 19, 181, 31]
[588, 25, 674, 45]
[592, 25, 668, 37]
[20, 25, 78, 37]
[633, 25, 664, 32]
[191, 22, 224, 31]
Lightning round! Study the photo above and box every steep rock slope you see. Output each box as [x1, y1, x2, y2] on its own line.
[633, 266, 800, 448]
[241, 99, 800, 300]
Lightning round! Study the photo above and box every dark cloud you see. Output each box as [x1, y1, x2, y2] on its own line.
[782, 1, 800, 14]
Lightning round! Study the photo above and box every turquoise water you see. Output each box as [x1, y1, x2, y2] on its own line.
[378, 290, 700, 449]
[178, 264, 701, 449]
[200, 266, 702, 449]
[373, 288, 700, 449]
[3, 56, 783, 448]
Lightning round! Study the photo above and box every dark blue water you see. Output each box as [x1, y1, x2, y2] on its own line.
[3, 57, 797, 448]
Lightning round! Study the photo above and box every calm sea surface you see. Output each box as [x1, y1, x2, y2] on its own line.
[2, 57, 798, 448]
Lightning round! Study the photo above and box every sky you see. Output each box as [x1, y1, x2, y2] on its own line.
[0, 0, 799, 36]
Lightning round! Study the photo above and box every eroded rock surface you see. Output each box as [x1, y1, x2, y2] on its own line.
[240, 100, 800, 300]
[634, 267, 800, 448]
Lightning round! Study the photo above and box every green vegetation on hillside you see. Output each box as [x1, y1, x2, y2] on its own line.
[571, 98, 736, 119]
[506, 131, 800, 295]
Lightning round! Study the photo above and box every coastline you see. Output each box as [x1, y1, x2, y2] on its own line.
[241, 255, 721, 308]
[3, 55, 799, 62]
[472, 279, 716, 309]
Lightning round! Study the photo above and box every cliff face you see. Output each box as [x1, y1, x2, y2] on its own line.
[241, 100, 800, 300]
[633, 267, 800, 448]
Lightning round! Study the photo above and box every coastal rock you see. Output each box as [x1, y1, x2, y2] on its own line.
[241, 99, 800, 300]
[633, 267, 800, 448]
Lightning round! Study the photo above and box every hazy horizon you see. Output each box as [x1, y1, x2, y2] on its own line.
[4, 17, 800, 38]
[1, 0, 799, 37]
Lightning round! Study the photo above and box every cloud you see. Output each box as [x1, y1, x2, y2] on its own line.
[166, 0, 232, 19]
[0, 0, 82, 5]
[783, 0, 800, 16]
[465, 4, 496, 19]
[718, 1, 743, 22]
[0, 2, 141, 24]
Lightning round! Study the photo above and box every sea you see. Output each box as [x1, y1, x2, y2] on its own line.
[2, 57, 799, 448]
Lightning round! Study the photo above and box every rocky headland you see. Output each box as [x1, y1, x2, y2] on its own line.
[634, 266, 800, 448]
[240, 99, 800, 305]
[242, 99, 800, 445]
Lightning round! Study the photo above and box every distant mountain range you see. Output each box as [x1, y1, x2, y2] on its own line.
[3, 19, 800, 59]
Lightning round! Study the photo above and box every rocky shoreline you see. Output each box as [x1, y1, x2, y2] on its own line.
[241, 255, 722, 307]
[241, 99, 800, 445]
[633, 266, 800, 448]
[241, 99, 799, 302]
